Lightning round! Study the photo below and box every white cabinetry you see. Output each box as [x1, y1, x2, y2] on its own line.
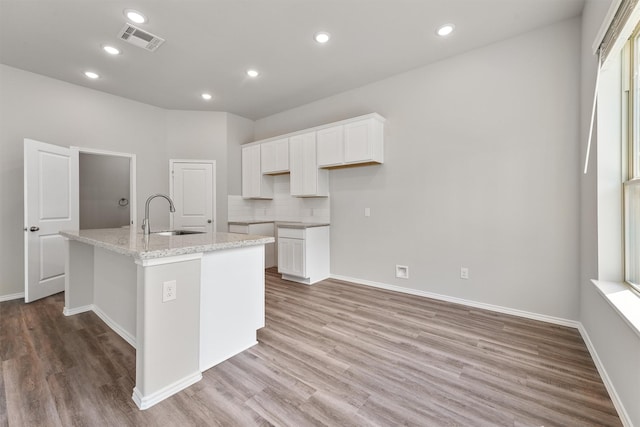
[317, 115, 384, 167]
[278, 236, 305, 277]
[229, 223, 276, 268]
[289, 132, 328, 197]
[242, 113, 385, 197]
[316, 125, 344, 167]
[277, 226, 330, 285]
[242, 145, 273, 199]
[261, 138, 289, 174]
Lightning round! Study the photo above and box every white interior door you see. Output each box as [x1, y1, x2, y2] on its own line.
[24, 139, 78, 302]
[170, 160, 215, 232]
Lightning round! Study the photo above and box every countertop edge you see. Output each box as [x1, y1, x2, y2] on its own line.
[60, 231, 275, 260]
[275, 222, 330, 229]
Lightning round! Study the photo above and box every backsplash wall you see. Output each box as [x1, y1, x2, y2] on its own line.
[228, 175, 330, 223]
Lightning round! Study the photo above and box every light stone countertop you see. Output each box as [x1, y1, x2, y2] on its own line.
[228, 221, 331, 229]
[228, 220, 275, 225]
[60, 228, 275, 261]
[275, 222, 330, 229]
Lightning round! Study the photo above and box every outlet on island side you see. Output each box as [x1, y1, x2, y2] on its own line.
[460, 267, 469, 280]
[163, 280, 177, 302]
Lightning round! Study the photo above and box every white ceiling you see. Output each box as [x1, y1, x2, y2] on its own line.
[0, 0, 584, 120]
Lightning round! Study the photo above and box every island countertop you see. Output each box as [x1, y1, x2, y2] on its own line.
[60, 228, 275, 261]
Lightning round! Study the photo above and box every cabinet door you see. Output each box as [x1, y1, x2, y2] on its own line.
[344, 120, 372, 163]
[317, 125, 344, 167]
[242, 145, 272, 199]
[278, 237, 306, 277]
[274, 139, 289, 172]
[261, 138, 289, 174]
[290, 132, 317, 196]
[241, 146, 256, 198]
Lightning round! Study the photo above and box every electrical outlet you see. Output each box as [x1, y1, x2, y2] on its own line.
[396, 265, 409, 279]
[460, 267, 469, 280]
[163, 280, 177, 302]
[364, 207, 371, 217]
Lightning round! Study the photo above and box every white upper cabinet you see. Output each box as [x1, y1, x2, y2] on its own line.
[261, 138, 289, 174]
[344, 117, 384, 164]
[316, 115, 384, 168]
[243, 113, 385, 197]
[289, 132, 328, 197]
[242, 145, 273, 199]
[316, 125, 344, 167]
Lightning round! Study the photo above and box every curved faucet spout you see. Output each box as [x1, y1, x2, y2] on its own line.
[142, 193, 176, 235]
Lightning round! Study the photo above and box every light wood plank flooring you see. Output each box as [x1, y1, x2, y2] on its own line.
[1, 269, 622, 426]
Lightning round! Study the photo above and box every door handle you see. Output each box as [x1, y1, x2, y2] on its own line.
[29, 226, 40, 232]
[207, 219, 212, 223]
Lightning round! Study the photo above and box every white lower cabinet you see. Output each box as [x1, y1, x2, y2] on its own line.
[277, 226, 330, 285]
[278, 237, 305, 277]
[229, 223, 276, 268]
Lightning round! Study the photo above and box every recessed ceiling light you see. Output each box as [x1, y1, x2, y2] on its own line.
[246, 69, 259, 78]
[84, 71, 100, 79]
[314, 32, 330, 44]
[102, 45, 120, 55]
[201, 93, 212, 100]
[124, 9, 146, 24]
[436, 24, 455, 37]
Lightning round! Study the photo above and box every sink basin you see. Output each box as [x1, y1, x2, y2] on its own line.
[152, 230, 205, 236]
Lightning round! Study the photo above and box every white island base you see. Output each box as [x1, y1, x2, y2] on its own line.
[63, 233, 266, 410]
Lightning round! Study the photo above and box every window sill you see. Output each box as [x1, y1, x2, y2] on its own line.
[591, 280, 640, 338]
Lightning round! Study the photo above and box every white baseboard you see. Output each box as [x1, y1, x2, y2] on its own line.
[132, 371, 202, 410]
[577, 324, 633, 427]
[330, 274, 580, 328]
[63, 304, 136, 348]
[92, 304, 136, 348]
[63, 304, 93, 316]
[0, 292, 25, 302]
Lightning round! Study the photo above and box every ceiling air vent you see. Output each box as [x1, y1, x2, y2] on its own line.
[118, 24, 165, 52]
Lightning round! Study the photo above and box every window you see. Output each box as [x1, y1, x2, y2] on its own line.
[625, 26, 640, 291]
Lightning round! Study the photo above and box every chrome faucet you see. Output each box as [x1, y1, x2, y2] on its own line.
[142, 193, 176, 235]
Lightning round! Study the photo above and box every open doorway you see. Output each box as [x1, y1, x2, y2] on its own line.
[76, 148, 136, 230]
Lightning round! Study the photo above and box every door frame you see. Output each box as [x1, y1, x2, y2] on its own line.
[169, 159, 216, 231]
[74, 147, 137, 229]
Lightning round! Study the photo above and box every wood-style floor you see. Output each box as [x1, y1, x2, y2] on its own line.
[1, 269, 622, 426]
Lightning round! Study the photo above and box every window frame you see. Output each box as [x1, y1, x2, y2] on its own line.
[624, 25, 640, 292]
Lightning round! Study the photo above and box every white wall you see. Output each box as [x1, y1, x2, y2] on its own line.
[165, 110, 229, 230]
[226, 113, 255, 196]
[0, 64, 245, 298]
[579, 1, 640, 426]
[79, 153, 130, 229]
[0, 64, 168, 297]
[254, 18, 582, 320]
[163, 110, 254, 230]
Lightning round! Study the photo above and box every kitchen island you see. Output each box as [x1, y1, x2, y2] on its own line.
[60, 227, 274, 410]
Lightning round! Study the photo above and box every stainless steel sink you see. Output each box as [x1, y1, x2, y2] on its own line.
[152, 230, 205, 236]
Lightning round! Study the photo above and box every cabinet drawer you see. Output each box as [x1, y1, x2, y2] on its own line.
[229, 224, 249, 234]
[278, 227, 305, 239]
